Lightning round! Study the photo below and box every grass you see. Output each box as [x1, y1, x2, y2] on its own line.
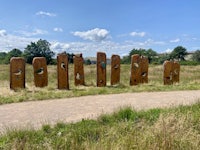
[1, 64, 200, 104]
[0, 102, 199, 149]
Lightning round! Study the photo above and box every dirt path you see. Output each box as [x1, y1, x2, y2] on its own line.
[0, 90, 200, 133]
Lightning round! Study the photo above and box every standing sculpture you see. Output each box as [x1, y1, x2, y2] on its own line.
[97, 52, 106, 87]
[10, 57, 25, 90]
[57, 53, 69, 89]
[32, 57, 48, 87]
[111, 54, 120, 85]
[73, 54, 85, 86]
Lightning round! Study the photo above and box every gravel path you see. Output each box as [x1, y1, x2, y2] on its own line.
[0, 90, 200, 133]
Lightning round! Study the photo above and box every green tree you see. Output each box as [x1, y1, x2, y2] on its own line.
[121, 48, 158, 64]
[0, 52, 7, 64]
[192, 50, 200, 62]
[24, 39, 55, 64]
[4, 49, 23, 64]
[170, 46, 187, 61]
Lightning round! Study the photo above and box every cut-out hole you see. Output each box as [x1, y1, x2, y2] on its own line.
[36, 68, 44, 75]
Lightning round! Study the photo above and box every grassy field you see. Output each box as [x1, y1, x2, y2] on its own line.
[0, 102, 199, 149]
[1, 64, 200, 104]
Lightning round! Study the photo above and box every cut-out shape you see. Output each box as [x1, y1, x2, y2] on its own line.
[111, 54, 120, 85]
[32, 57, 48, 87]
[10, 57, 25, 90]
[57, 53, 69, 89]
[73, 54, 85, 86]
[97, 52, 106, 87]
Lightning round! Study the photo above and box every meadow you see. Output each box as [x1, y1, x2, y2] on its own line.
[0, 64, 200, 149]
[1, 64, 200, 104]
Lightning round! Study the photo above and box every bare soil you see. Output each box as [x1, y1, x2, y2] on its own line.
[0, 90, 200, 133]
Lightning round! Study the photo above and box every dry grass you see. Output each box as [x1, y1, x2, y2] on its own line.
[1, 64, 200, 104]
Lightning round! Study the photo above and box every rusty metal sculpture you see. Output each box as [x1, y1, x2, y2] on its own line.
[97, 52, 106, 87]
[111, 54, 120, 85]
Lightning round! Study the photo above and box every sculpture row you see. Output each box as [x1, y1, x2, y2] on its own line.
[9, 52, 180, 90]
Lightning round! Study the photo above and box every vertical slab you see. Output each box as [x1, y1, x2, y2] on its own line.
[32, 57, 48, 87]
[163, 60, 173, 85]
[111, 54, 120, 85]
[97, 52, 106, 87]
[173, 61, 180, 83]
[140, 56, 149, 83]
[73, 54, 85, 86]
[57, 53, 69, 89]
[130, 54, 141, 85]
[10, 57, 25, 90]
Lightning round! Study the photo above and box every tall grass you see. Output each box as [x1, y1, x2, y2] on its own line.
[0, 102, 199, 149]
[1, 64, 200, 104]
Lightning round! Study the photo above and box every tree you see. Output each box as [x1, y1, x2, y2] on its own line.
[121, 48, 158, 64]
[24, 39, 55, 64]
[170, 46, 187, 61]
[4, 49, 23, 64]
[192, 50, 200, 62]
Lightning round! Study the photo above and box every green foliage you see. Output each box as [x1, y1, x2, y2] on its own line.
[4, 48, 23, 64]
[24, 39, 55, 64]
[121, 48, 158, 64]
[192, 50, 200, 62]
[85, 59, 92, 65]
[170, 46, 187, 61]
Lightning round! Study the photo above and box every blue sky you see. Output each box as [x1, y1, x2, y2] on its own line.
[0, 0, 200, 57]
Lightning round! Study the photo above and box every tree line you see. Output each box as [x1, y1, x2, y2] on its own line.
[121, 46, 200, 65]
[1, 39, 200, 65]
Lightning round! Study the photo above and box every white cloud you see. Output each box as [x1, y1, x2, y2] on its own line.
[0, 29, 7, 36]
[18, 29, 48, 37]
[36, 11, 56, 17]
[72, 28, 110, 42]
[130, 31, 146, 37]
[165, 48, 173, 53]
[170, 38, 180, 43]
[53, 28, 63, 32]
[0, 33, 38, 52]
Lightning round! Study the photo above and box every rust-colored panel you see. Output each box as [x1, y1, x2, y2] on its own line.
[73, 54, 85, 86]
[32, 57, 48, 87]
[140, 56, 149, 83]
[111, 54, 120, 85]
[163, 60, 173, 85]
[97, 52, 106, 87]
[130, 54, 141, 85]
[57, 54, 69, 89]
[173, 61, 180, 83]
[10, 57, 25, 90]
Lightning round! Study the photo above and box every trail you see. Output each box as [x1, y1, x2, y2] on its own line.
[0, 90, 200, 133]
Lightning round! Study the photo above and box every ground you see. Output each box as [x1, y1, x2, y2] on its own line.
[0, 90, 200, 133]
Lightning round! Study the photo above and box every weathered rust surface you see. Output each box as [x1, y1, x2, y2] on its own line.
[73, 54, 85, 86]
[163, 60, 173, 85]
[130, 54, 141, 85]
[97, 52, 106, 87]
[111, 54, 120, 85]
[140, 56, 149, 83]
[10, 57, 25, 90]
[32, 57, 48, 87]
[57, 53, 69, 89]
[173, 61, 180, 83]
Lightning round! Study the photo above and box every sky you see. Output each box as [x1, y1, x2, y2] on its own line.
[0, 0, 200, 57]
